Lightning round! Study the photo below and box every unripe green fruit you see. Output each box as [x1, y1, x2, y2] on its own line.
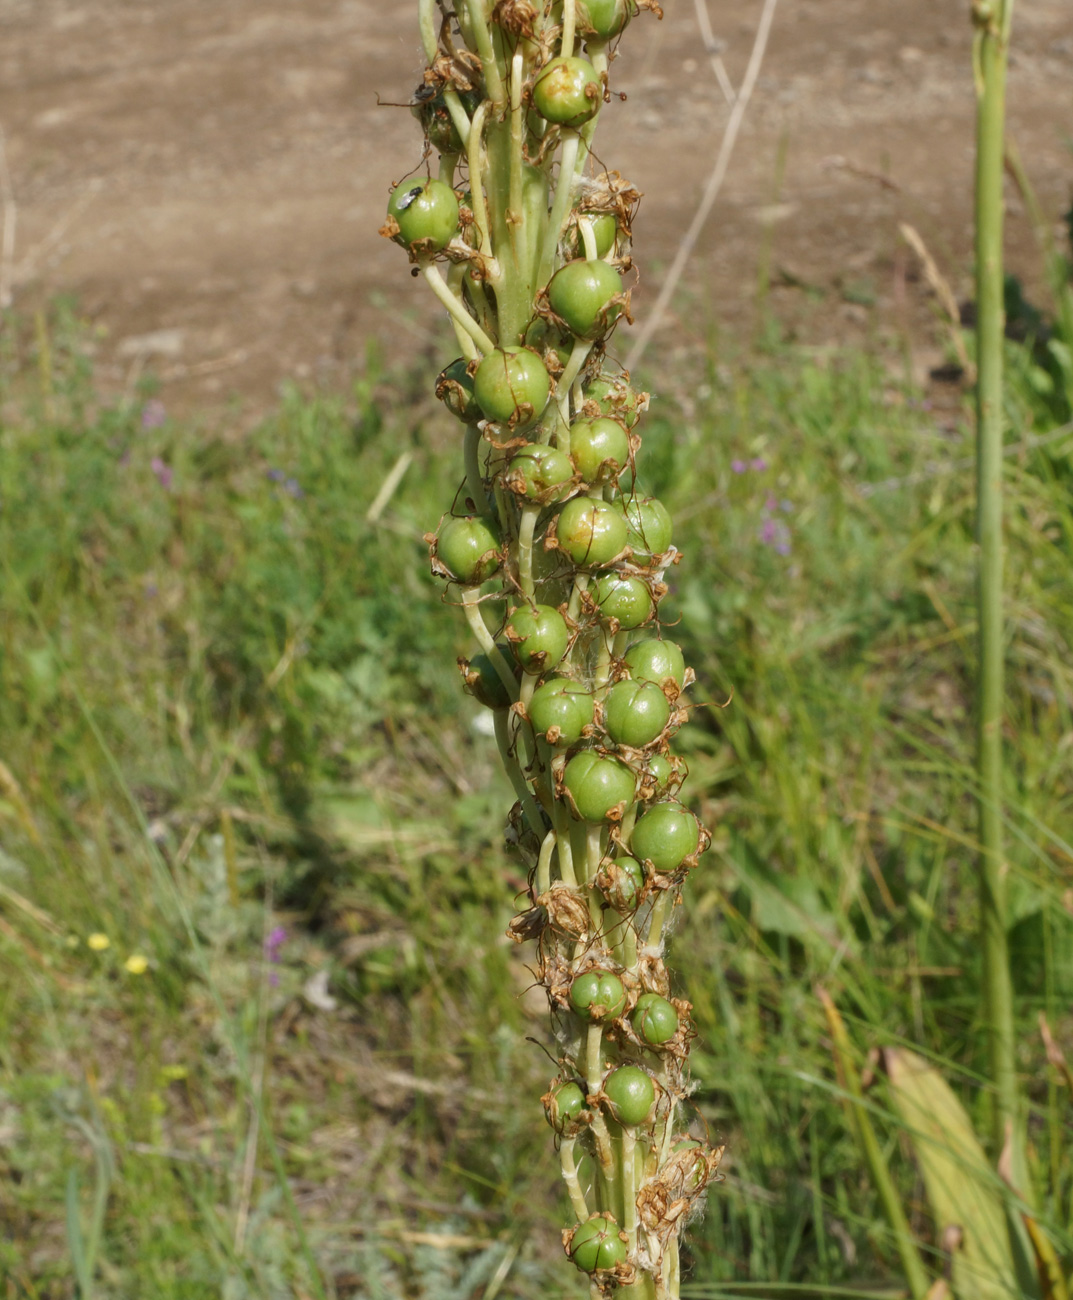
[414, 87, 481, 155]
[624, 638, 686, 690]
[548, 260, 624, 340]
[568, 1216, 628, 1273]
[585, 373, 645, 428]
[569, 969, 627, 1020]
[461, 648, 515, 709]
[602, 854, 645, 910]
[591, 573, 654, 630]
[615, 495, 673, 563]
[570, 417, 630, 483]
[387, 178, 459, 252]
[532, 57, 602, 129]
[505, 603, 570, 674]
[631, 801, 700, 871]
[578, 0, 634, 38]
[579, 211, 619, 258]
[604, 678, 670, 747]
[604, 1064, 656, 1126]
[631, 993, 679, 1045]
[436, 516, 501, 584]
[507, 444, 574, 500]
[645, 752, 674, 791]
[435, 358, 481, 424]
[545, 1080, 587, 1131]
[474, 347, 551, 429]
[563, 751, 635, 822]
[556, 498, 628, 566]
[529, 677, 594, 745]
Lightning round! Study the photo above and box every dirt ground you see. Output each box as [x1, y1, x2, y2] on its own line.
[1, 0, 1071, 419]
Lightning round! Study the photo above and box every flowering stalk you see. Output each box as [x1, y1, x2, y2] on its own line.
[383, 4, 721, 1295]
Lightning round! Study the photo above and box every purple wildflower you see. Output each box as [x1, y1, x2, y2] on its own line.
[760, 517, 792, 556]
[750, 457, 768, 472]
[265, 925, 287, 987]
[150, 457, 173, 490]
[283, 477, 304, 499]
[141, 400, 166, 429]
[731, 458, 748, 474]
[266, 468, 285, 482]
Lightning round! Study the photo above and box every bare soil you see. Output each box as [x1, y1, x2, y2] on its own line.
[1, 0, 1071, 419]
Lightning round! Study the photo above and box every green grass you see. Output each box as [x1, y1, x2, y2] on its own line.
[0, 300, 1071, 1297]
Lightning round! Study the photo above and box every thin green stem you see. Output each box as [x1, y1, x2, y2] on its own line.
[561, 0, 576, 55]
[461, 586, 516, 696]
[466, 100, 496, 262]
[418, 0, 438, 61]
[421, 263, 496, 355]
[973, 0, 1018, 1153]
[556, 337, 595, 445]
[508, 52, 525, 249]
[537, 828, 557, 895]
[541, 131, 581, 286]
[560, 1138, 591, 1221]
[586, 1023, 604, 1093]
[518, 504, 539, 598]
[621, 1125, 639, 1249]
[494, 709, 546, 836]
[464, 0, 506, 105]
[464, 427, 490, 517]
[443, 86, 474, 149]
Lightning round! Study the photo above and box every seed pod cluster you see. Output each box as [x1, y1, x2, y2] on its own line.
[387, 3, 721, 1295]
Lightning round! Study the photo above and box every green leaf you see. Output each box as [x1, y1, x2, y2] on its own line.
[883, 1048, 1017, 1300]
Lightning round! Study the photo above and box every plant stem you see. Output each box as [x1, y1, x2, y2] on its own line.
[421, 263, 496, 355]
[973, 0, 1018, 1153]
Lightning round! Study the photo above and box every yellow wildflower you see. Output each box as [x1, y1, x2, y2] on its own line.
[124, 953, 149, 975]
[87, 933, 110, 952]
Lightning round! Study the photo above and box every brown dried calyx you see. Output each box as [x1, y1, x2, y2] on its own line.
[491, 0, 538, 38]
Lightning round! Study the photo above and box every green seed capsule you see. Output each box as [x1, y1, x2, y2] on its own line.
[506, 444, 574, 501]
[584, 373, 645, 428]
[556, 498, 628, 566]
[570, 417, 630, 484]
[631, 992, 679, 1045]
[563, 751, 636, 822]
[569, 969, 627, 1020]
[387, 178, 460, 252]
[545, 1080, 587, 1131]
[578, 0, 634, 38]
[532, 57, 603, 129]
[435, 358, 481, 424]
[645, 752, 675, 791]
[601, 854, 645, 910]
[624, 638, 686, 690]
[528, 677, 594, 745]
[604, 1064, 656, 1126]
[615, 495, 673, 564]
[505, 603, 570, 674]
[631, 801, 700, 871]
[591, 573, 654, 630]
[436, 516, 501, 584]
[473, 346, 551, 429]
[568, 1216, 628, 1273]
[604, 678, 670, 747]
[548, 260, 624, 340]
[460, 647, 515, 709]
